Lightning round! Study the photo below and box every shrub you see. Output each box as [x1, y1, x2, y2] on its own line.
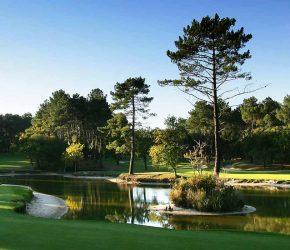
[170, 175, 244, 212]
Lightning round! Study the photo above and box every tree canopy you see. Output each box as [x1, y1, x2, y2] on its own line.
[111, 77, 153, 174]
[159, 14, 254, 176]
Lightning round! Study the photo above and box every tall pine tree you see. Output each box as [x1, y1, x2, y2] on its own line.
[159, 14, 256, 176]
[111, 77, 153, 174]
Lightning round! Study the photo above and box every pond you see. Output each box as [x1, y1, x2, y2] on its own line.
[1, 175, 290, 234]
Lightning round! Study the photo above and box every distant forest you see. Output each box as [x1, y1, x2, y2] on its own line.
[1, 87, 289, 171]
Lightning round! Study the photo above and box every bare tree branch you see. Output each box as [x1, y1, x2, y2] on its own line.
[223, 84, 269, 101]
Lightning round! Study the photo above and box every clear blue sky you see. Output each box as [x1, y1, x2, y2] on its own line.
[0, 0, 289, 127]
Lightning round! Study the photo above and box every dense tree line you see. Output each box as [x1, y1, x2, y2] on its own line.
[160, 95, 290, 173]
[0, 113, 32, 153]
[19, 88, 112, 169]
[15, 78, 154, 172]
[1, 90, 289, 173]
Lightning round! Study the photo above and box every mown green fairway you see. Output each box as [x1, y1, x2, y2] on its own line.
[1, 153, 290, 181]
[179, 168, 290, 181]
[0, 185, 290, 250]
[0, 185, 32, 210]
[1, 213, 290, 250]
[220, 171, 290, 181]
[0, 153, 31, 171]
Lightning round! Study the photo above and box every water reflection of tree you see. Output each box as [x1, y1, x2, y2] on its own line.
[243, 216, 290, 235]
[147, 213, 172, 229]
[165, 215, 250, 231]
[148, 212, 290, 235]
[106, 187, 150, 225]
[63, 182, 150, 225]
[132, 187, 150, 224]
[243, 189, 290, 217]
[56, 180, 290, 235]
[64, 181, 131, 220]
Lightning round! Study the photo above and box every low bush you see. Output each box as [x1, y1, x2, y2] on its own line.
[170, 175, 244, 212]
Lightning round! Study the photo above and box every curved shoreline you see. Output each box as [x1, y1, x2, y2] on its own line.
[1, 172, 290, 189]
[27, 191, 68, 219]
[149, 204, 256, 216]
[110, 178, 290, 189]
[1, 183, 68, 219]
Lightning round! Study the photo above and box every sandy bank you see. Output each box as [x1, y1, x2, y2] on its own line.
[149, 204, 256, 216]
[26, 191, 68, 219]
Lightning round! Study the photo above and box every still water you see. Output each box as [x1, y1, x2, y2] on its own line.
[1, 176, 290, 234]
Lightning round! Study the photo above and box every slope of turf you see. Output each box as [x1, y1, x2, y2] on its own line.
[0, 185, 33, 210]
[0, 185, 290, 250]
[0, 153, 31, 171]
[1, 212, 290, 250]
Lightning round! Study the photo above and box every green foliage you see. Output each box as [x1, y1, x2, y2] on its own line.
[111, 77, 153, 115]
[241, 97, 282, 131]
[111, 77, 154, 174]
[186, 100, 246, 160]
[159, 14, 252, 175]
[187, 101, 213, 136]
[23, 89, 111, 161]
[135, 128, 153, 169]
[277, 95, 290, 125]
[260, 97, 282, 127]
[273, 129, 290, 164]
[160, 14, 252, 88]
[240, 97, 262, 130]
[19, 134, 66, 170]
[29, 90, 71, 138]
[0, 113, 32, 153]
[150, 144, 181, 175]
[150, 117, 187, 177]
[187, 100, 245, 140]
[105, 113, 130, 163]
[242, 130, 290, 165]
[242, 132, 276, 165]
[170, 175, 244, 212]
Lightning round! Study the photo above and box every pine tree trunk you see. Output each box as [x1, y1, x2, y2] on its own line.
[172, 167, 177, 178]
[129, 187, 135, 224]
[129, 96, 135, 175]
[98, 137, 103, 169]
[212, 48, 221, 177]
[143, 188, 147, 204]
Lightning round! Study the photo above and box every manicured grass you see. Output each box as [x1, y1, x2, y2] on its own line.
[220, 171, 290, 181]
[231, 161, 290, 171]
[0, 186, 290, 250]
[118, 172, 176, 183]
[0, 185, 33, 210]
[1, 153, 290, 181]
[1, 214, 290, 250]
[0, 153, 31, 171]
[167, 162, 290, 181]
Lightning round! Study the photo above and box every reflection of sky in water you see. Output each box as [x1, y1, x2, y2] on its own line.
[133, 218, 170, 229]
[133, 186, 170, 204]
